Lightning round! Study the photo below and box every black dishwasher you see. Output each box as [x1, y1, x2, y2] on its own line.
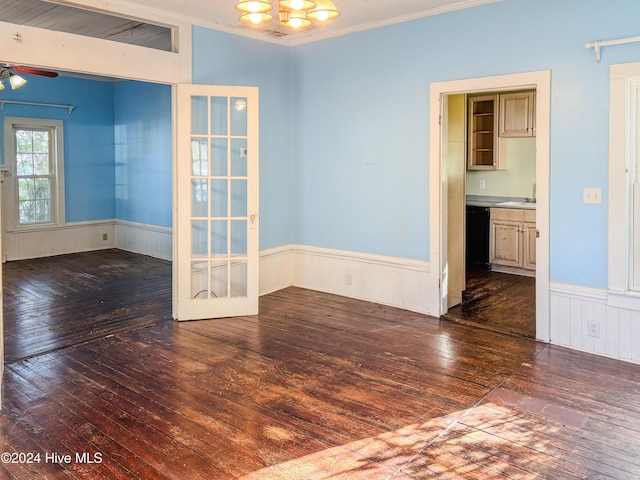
[466, 205, 490, 269]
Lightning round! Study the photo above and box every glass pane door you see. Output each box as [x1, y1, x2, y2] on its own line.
[175, 86, 258, 320]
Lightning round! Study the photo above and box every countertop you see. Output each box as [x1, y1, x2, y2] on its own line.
[466, 195, 536, 210]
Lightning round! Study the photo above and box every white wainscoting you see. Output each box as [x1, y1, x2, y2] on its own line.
[259, 245, 294, 296]
[291, 245, 432, 314]
[115, 220, 172, 261]
[550, 283, 640, 365]
[3, 220, 116, 261]
[10, 225, 640, 366]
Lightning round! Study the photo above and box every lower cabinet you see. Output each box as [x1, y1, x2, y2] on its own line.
[489, 207, 536, 276]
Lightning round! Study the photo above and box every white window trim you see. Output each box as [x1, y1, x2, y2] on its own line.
[608, 63, 640, 306]
[3, 116, 65, 232]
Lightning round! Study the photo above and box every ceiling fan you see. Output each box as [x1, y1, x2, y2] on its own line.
[0, 65, 58, 90]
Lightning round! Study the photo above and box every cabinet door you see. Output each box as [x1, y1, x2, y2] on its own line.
[523, 221, 537, 270]
[499, 91, 535, 137]
[490, 220, 523, 267]
[468, 95, 499, 170]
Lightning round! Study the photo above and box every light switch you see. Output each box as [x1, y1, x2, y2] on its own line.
[583, 187, 602, 204]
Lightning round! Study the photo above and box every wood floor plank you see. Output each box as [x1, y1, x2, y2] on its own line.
[7, 359, 218, 480]
[3, 249, 171, 362]
[2, 376, 140, 480]
[443, 267, 536, 338]
[2, 250, 640, 479]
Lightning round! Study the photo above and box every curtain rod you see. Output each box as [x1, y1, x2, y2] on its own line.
[586, 35, 640, 63]
[0, 99, 75, 115]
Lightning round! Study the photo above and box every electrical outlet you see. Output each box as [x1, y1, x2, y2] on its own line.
[345, 273, 353, 285]
[587, 319, 600, 338]
[102, 233, 108, 241]
[478, 180, 486, 189]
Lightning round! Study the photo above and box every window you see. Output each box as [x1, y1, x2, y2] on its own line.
[3, 117, 65, 229]
[15, 128, 53, 224]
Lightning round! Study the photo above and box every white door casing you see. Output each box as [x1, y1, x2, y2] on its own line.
[429, 70, 551, 342]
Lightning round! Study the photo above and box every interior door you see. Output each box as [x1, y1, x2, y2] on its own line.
[174, 85, 259, 321]
[439, 93, 449, 314]
[446, 94, 467, 308]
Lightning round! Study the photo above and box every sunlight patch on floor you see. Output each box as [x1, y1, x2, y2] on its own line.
[239, 402, 561, 479]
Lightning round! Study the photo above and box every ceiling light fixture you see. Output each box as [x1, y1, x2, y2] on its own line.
[236, 0, 340, 30]
[0, 68, 27, 90]
[9, 74, 27, 90]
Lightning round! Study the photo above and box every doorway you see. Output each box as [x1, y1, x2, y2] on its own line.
[429, 71, 551, 342]
[0, 6, 191, 409]
[0, 71, 174, 362]
[443, 90, 536, 338]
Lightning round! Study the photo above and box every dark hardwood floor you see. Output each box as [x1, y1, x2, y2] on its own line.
[444, 268, 536, 338]
[2, 251, 640, 478]
[3, 249, 172, 362]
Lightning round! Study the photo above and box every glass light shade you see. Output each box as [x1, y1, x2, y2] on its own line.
[9, 74, 27, 90]
[306, 0, 340, 21]
[279, 0, 316, 11]
[235, 0, 272, 14]
[239, 11, 273, 24]
[285, 10, 311, 28]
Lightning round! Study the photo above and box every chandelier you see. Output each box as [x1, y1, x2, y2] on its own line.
[236, 0, 340, 29]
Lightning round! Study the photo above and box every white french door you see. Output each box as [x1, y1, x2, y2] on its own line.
[174, 85, 259, 320]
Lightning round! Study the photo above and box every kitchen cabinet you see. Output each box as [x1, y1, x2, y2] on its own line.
[467, 90, 536, 171]
[489, 207, 536, 276]
[499, 91, 536, 137]
[468, 94, 504, 170]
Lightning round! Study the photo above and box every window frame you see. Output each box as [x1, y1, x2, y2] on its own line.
[3, 117, 65, 231]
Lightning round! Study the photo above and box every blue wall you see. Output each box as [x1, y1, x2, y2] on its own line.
[0, 75, 172, 227]
[192, 27, 294, 250]
[114, 81, 172, 227]
[11, 0, 637, 290]
[0, 74, 116, 222]
[287, 0, 640, 288]
[192, 1, 638, 287]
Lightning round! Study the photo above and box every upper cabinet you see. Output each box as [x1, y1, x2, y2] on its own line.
[468, 94, 503, 170]
[467, 89, 536, 171]
[499, 90, 536, 137]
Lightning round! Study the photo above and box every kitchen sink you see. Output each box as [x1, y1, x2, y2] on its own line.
[495, 201, 536, 209]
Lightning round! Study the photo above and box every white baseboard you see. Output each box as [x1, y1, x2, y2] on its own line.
[550, 282, 640, 365]
[115, 220, 172, 261]
[291, 244, 431, 314]
[2, 221, 116, 261]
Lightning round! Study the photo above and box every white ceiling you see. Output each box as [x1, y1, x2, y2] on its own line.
[148, 0, 503, 45]
[28, 0, 504, 47]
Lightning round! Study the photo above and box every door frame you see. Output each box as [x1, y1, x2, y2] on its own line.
[429, 71, 551, 342]
[0, 10, 193, 408]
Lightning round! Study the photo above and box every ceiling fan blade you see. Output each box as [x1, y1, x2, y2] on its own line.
[11, 66, 59, 78]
